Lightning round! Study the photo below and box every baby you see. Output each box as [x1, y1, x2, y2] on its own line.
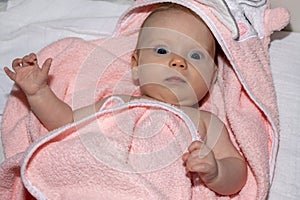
[4, 3, 247, 196]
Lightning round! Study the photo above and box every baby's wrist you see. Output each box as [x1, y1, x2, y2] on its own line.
[26, 85, 51, 100]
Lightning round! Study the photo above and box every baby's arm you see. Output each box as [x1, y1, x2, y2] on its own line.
[4, 53, 73, 130]
[182, 112, 247, 195]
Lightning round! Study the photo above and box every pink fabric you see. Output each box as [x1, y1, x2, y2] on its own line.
[0, 0, 290, 199]
[0, 37, 141, 199]
[21, 97, 199, 199]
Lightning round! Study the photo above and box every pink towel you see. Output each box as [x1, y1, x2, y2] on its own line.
[22, 97, 201, 199]
[0, 0, 290, 199]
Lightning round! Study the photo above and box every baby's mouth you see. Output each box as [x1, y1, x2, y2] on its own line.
[164, 76, 186, 84]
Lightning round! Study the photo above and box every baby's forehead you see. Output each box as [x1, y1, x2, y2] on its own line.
[143, 7, 199, 26]
[138, 27, 202, 46]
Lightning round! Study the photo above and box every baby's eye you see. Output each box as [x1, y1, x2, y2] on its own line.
[189, 51, 203, 60]
[155, 46, 169, 55]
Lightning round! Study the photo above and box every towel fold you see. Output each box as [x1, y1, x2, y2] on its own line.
[0, 0, 290, 199]
[21, 97, 201, 199]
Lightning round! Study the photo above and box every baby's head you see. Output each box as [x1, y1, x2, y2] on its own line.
[131, 3, 217, 107]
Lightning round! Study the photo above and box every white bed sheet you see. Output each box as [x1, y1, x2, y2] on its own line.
[0, 0, 131, 161]
[268, 31, 300, 199]
[0, 0, 299, 199]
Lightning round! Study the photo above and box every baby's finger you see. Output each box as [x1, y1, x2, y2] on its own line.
[4, 67, 16, 81]
[12, 58, 22, 70]
[182, 152, 189, 162]
[188, 140, 204, 153]
[28, 53, 38, 63]
[189, 143, 212, 159]
[22, 54, 36, 67]
[41, 58, 52, 75]
[185, 157, 204, 172]
[190, 163, 210, 172]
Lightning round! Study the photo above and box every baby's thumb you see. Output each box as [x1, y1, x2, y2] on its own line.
[41, 58, 52, 75]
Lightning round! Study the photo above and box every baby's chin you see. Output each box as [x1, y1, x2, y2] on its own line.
[140, 85, 200, 106]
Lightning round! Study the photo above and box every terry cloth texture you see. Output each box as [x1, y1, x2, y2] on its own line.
[0, 0, 289, 199]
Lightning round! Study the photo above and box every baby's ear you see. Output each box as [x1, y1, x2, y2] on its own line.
[131, 51, 139, 85]
[131, 50, 138, 68]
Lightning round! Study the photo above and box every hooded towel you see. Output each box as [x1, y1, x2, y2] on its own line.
[0, 0, 290, 199]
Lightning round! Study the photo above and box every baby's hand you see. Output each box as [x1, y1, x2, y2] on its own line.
[4, 53, 52, 96]
[182, 140, 218, 185]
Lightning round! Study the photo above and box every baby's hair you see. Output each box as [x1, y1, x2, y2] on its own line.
[141, 3, 205, 28]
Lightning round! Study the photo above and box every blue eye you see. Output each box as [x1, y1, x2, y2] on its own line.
[155, 47, 169, 55]
[190, 52, 202, 60]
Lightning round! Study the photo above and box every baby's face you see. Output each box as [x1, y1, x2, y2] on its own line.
[132, 8, 216, 107]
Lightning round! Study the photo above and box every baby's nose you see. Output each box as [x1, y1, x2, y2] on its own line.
[169, 54, 187, 69]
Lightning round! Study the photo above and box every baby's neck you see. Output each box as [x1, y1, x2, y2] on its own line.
[119, 94, 201, 133]
[137, 95, 201, 128]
